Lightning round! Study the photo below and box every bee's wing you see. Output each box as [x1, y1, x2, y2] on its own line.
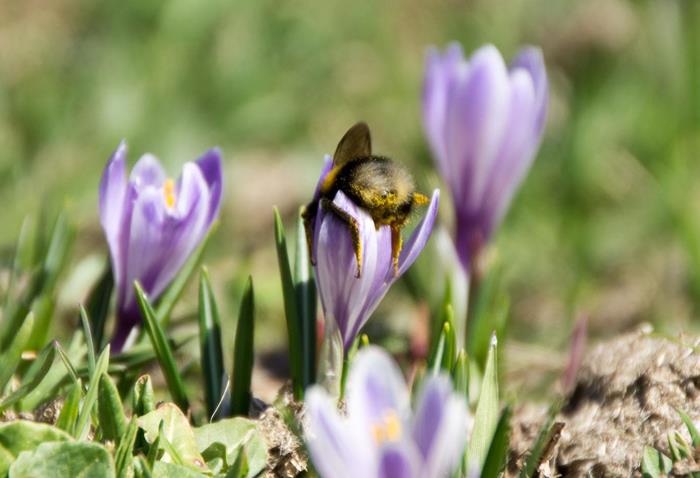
[333, 122, 372, 167]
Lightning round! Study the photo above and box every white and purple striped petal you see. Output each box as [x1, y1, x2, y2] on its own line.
[99, 143, 223, 352]
[305, 347, 469, 478]
[423, 42, 548, 272]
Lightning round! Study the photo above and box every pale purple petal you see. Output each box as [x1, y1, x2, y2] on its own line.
[446, 45, 509, 211]
[99, 141, 129, 289]
[345, 347, 411, 440]
[305, 387, 374, 478]
[412, 376, 469, 478]
[510, 46, 548, 134]
[377, 443, 419, 478]
[129, 154, 166, 191]
[195, 148, 224, 224]
[396, 190, 440, 276]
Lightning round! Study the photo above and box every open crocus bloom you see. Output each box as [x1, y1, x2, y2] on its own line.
[310, 156, 439, 351]
[305, 346, 469, 478]
[99, 141, 223, 351]
[423, 43, 548, 273]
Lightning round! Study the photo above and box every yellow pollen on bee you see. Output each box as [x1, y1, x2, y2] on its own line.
[371, 410, 402, 444]
[163, 179, 176, 208]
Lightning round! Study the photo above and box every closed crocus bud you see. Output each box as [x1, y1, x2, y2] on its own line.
[305, 346, 469, 478]
[99, 142, 223, 352]
[423, 43, 548, 273]
[310, 156, 439, 351]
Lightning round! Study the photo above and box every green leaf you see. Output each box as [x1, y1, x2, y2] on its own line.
[226, 450, 249, 478]
[55, 381, 82, 435]
[677, 408, 700, 447]
[0, 341, 57, 411]
[133, 374, 156, 416]
[156, 226, 215, 327]
[467, 267, 509, 369]
[76, 344, 111, 440]
[273, 208, 303, 400]
[26, 295, 55, 351]
[480, 404, 512, 478]
[115, 418, 139, 478]
[0, 311, 34, 391]
[641, 446, 672, 478]
[137, 403, 206, 470]
[467, 333, 499, 472]
[294, 211, 316, 388]
[231, 277, 255, 417]
[0, 421, 71, 476]
[198, 267, 225, 419]
[194, 417, 267, 478]
[11, 442, 114, 478]
[133, 456, 153, 478]
[135, 282, 189, 413]
[98, 372, 128, 442]
[85, 261, 114, 352]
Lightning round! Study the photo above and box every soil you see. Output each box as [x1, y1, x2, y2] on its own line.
[510, 329, 700, 477]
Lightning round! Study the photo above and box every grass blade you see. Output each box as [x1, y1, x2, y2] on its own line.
[0, 341, 57, 411]
[294, 211, 316, 387]
[198, 267, 225, 419]
[677, 408, 700, 447]
[98, 372, 128, 442]
[481, 404, 512, 478]
[80, 305, 97, 377]
[273, 208, 303, 400]
[467, 333, 499, 472]
[115, 418, 139, 478]
[133, 374, 156, 416]
[518, 402, 563, 478]
[0, 311, 34, 390]
[155, 226, 215, 327]
[55, 381, 82, 435]
[231, 276, 255, 416]
[76, 344, 111, 440]
[135, 282, 189, 413]
[85, 261, 114, 352]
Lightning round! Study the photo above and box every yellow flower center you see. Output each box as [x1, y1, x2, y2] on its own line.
[163, 179, 176, 209]
[371, 410, 402, 444]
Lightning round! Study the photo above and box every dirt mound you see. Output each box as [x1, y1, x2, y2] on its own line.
[512, 330, 700, 477]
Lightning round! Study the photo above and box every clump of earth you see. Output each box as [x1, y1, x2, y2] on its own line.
[510, 329, 700, 477]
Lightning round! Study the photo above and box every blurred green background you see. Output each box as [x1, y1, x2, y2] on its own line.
[1, 0, 699, 397]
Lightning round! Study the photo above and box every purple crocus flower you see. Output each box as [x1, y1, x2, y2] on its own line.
[99, 141, 223, 352]
[310, 156, 439, 351]
[423, 43, 548, 272]
[305, 346, 469, 478]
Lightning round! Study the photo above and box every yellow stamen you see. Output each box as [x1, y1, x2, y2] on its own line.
[371, 410, 402, 444]
[163, 179, 176, 209]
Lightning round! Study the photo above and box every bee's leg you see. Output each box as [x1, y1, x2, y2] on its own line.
[301, 203, 317, 265]
[412, 192, 430, 206]
[320, 198, 363, 278]
[390, 225, 402, 277]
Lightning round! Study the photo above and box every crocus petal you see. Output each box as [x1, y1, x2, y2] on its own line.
[377, 443, 419, 478]
[510, 47, 548, 134]
[305, 387, 374, 478]
[396, 189, 440, 277]
[446, 44, 509, 211]
[195, 148, 224, 224]
[346, 347, 411, 440]
[99, 141, 129, 289]
[412, 376, 469, 478]
[315, 191, 387, 350]
[130, 154, 167, 191]
[122, 163, 210, 311]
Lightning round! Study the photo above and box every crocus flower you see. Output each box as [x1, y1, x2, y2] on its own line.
[423, 43, 548, 273]
[310, 156, 439, 351]
[305, 346, 469, 478]
[99, 141, 223, 351]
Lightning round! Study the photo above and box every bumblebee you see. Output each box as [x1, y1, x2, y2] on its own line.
[302, 122, 430, 277]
